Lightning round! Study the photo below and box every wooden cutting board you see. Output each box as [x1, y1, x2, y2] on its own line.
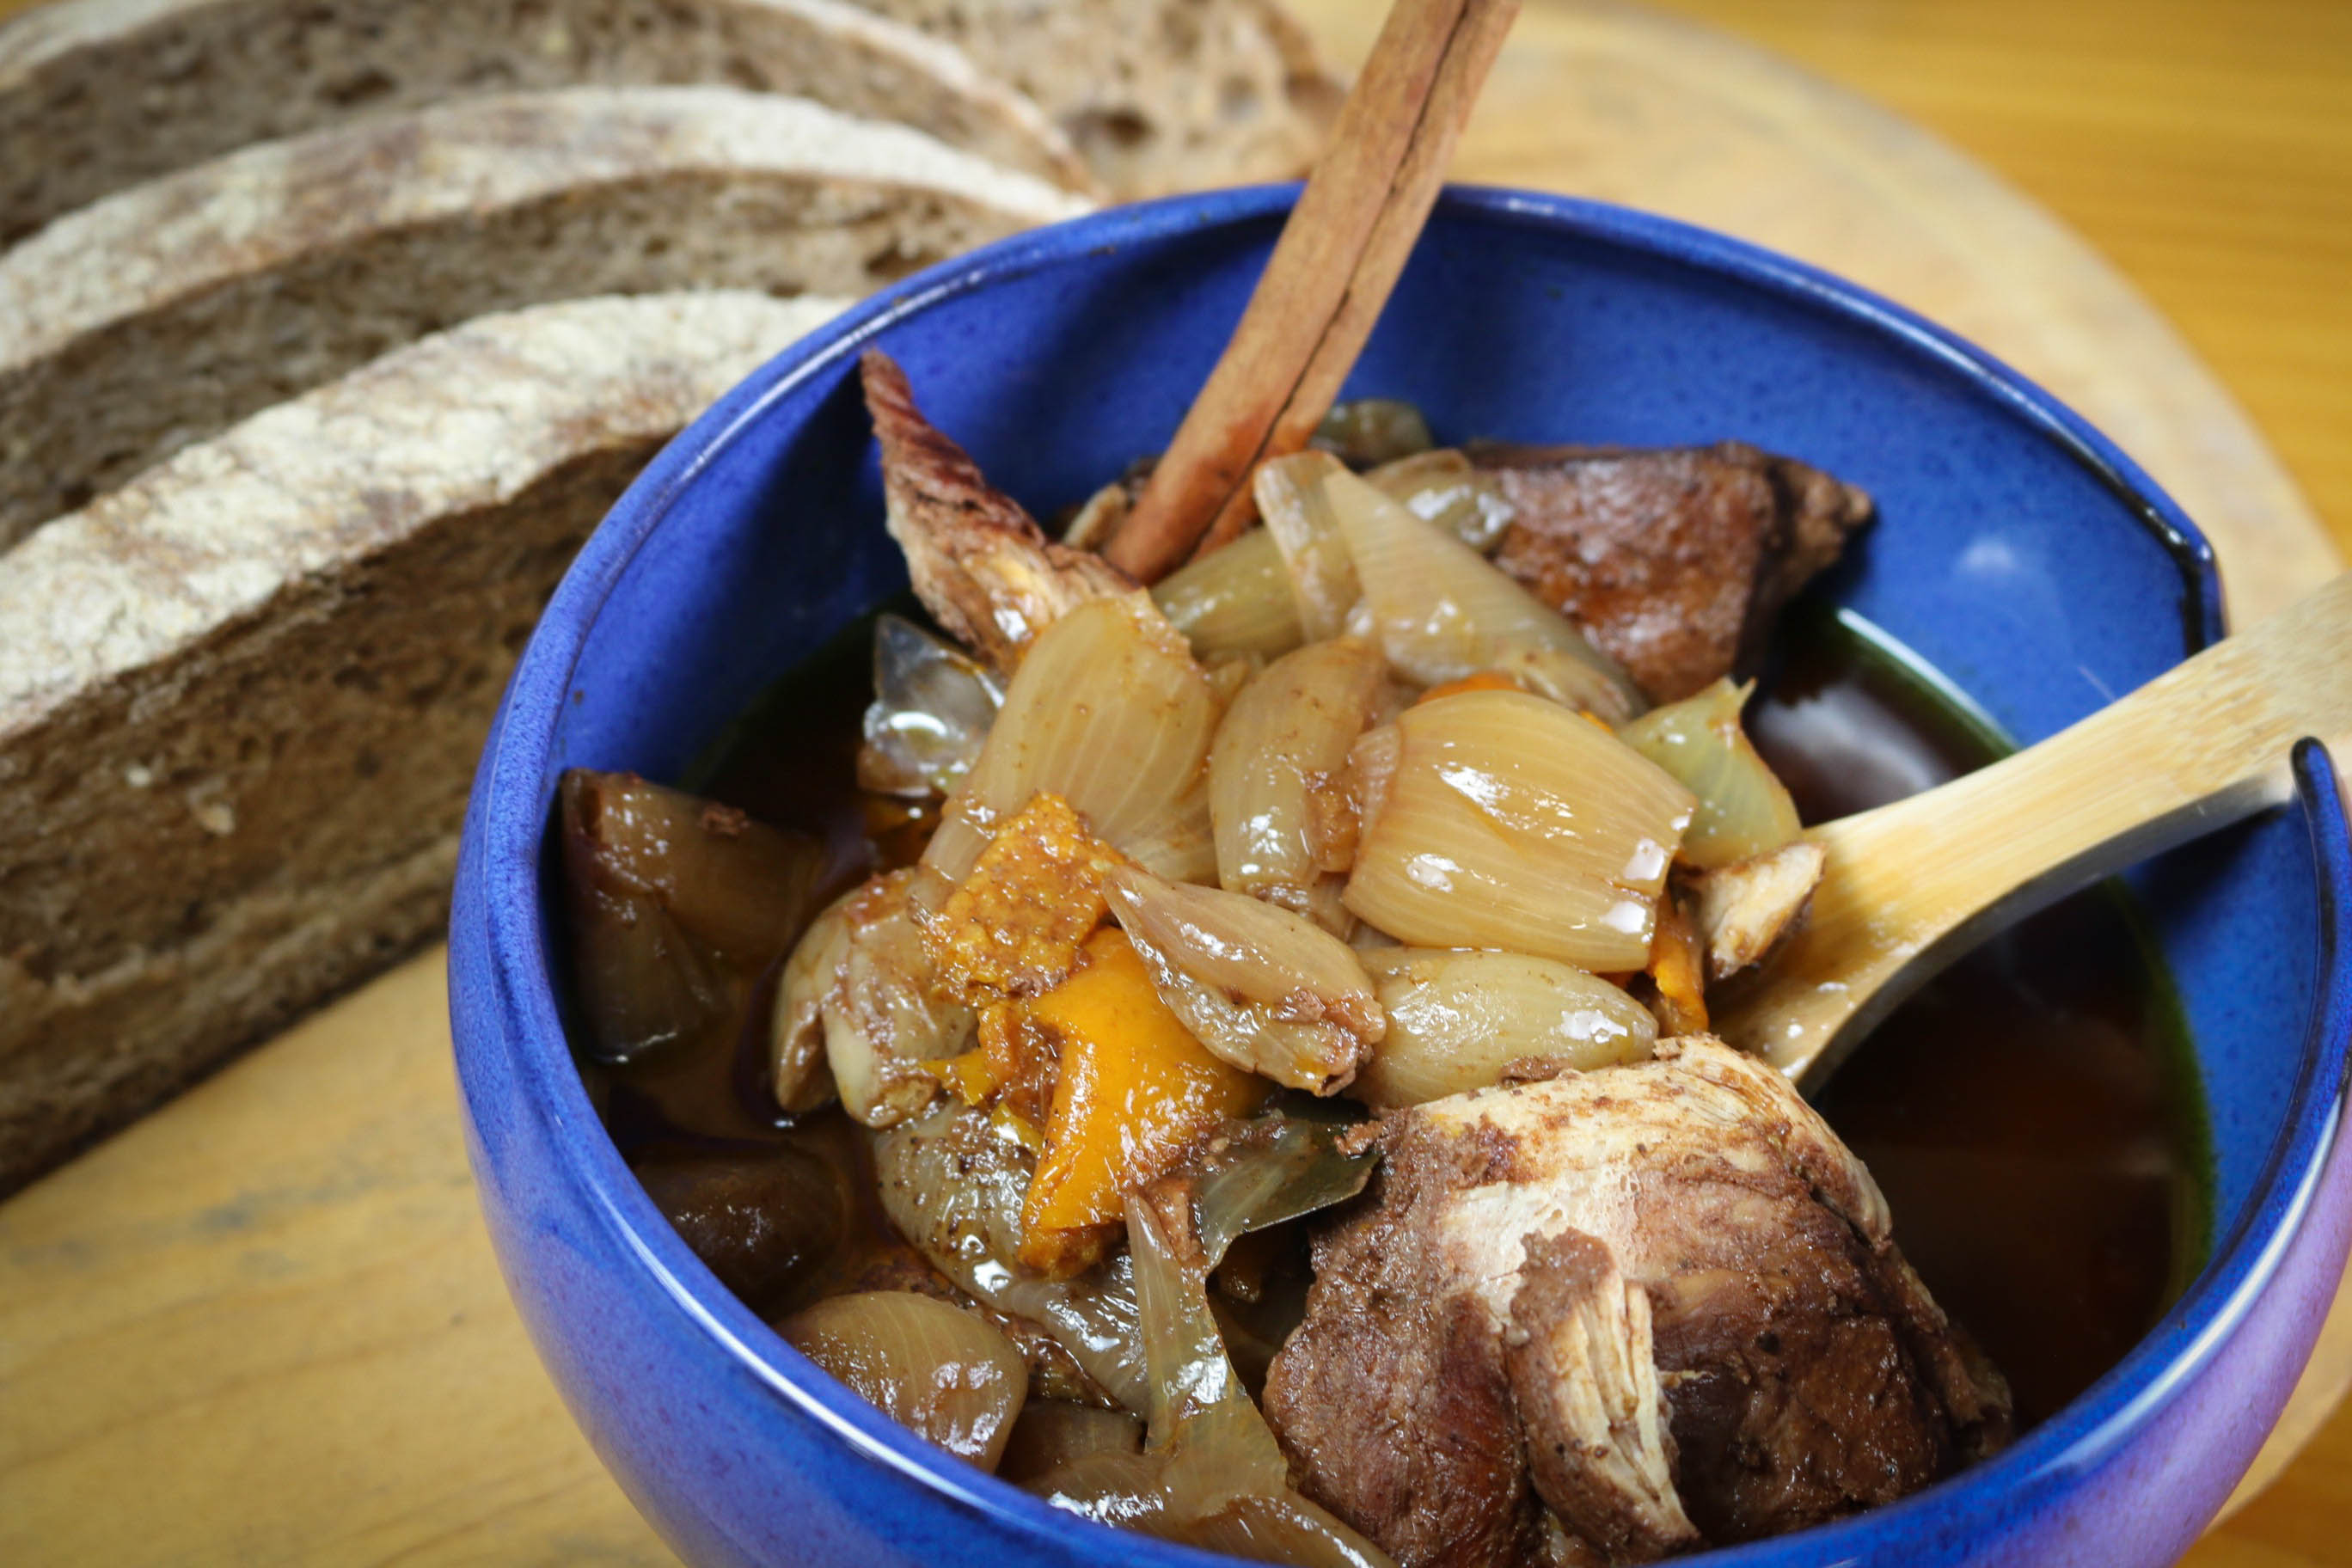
[1, 1, 2342, 1563]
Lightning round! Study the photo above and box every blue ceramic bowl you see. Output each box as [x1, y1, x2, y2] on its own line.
[450, 187, 2352, 1568]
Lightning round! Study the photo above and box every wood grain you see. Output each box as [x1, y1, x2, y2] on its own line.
[3, 0, 2349, 1563]
[1719, 571, 2352, 1081]
[0, 955, 671, 1565]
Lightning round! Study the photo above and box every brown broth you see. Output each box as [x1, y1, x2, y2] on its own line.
[1751, 605, 2209, 1428]
[585, 597, 2209, 1431]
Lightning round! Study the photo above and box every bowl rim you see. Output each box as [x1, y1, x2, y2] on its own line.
[456, 182, 2352, 1565]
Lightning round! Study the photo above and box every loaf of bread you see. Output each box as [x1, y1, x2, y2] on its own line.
[0, 0, 1095, 245]
[0, 290, 849, 1193]
[848, 0, 1344, 196]
[0, 83, 1089, 548]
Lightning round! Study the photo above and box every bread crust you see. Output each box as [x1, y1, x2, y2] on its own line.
[0, 291, 846, 1195]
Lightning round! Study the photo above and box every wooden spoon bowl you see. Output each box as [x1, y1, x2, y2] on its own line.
[1716, 572, 2352, 1087]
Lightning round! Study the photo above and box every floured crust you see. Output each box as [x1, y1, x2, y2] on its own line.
[0, 291, 847, 1195]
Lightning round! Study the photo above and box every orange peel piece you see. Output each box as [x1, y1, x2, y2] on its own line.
[1017, 928, 1262, 1276]
[925, 791, 1128, 1002]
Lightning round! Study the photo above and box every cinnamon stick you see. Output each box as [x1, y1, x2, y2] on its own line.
[1102, 0, 1520, 582]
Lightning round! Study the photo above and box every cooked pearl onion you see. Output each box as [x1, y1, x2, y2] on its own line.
[1152, 529, 1305, 662]
[1208, 636, 1389, 933]
[1320, 464, 1642, 723]
[779, 1290, 1029, 1471]
[1351, 947, 1658, 1108]
[1105, 865, 1385, 1094]
[922, 594, 1220, 886]
[1341, 689, 1695, 972]
[1617, 677, 1801, 870]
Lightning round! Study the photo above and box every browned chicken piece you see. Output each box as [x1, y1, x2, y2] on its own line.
[1683, 840, 1827, 981]
[1506, 1231, 1700, 1562]
[1265, 1037, 2010, 1566]
[1470, 443, 1873, 704]
[860, 349, 1133, 670]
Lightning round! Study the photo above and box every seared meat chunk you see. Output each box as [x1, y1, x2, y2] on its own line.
[1471, 443, 1871, 703]
[1265, 1038, 2008, 1565]
[861, 349, 1133, 670]
[1506, 1231, 1700, 1562]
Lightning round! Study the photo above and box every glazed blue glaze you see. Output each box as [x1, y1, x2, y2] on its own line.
[450, 187, 2352, 1568]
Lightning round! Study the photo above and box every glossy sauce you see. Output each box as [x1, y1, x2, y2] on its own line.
[585, 597, 2207, 1431]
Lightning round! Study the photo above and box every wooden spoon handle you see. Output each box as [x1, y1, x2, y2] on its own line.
[1102, 0, 1519, 582]
[1739, 571, 2352, 1081]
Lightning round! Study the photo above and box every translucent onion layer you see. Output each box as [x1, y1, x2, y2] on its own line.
[1151, 529, 1305, 662]
[1323, 465, 1642, 721]
[771, 886, 853, 1113]
[1208, 636, 1388, 927]
[876, 1101, 1150, 1414]
[816, 869, 972, 1127]
[1366, 449, 1514, 553]
[998, 1402, 1145, 1485]
[1190, 1113, 1378, 1264]
[1351, 947, 1658, 1108]
[1105, 867, 1386, 1093]
[778, 1290, 1029, 1472]
[1341, 689, 1697, 971]
[859, 615, 1005, 798]
[1616, 677, 1801, 869]
[1313, 397, 1435, 469]
[1256, 451, 1361, 641]
[922, 594, 1220, 885]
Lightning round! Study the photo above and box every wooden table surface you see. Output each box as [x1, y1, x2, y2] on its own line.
[3, 1, 2349, 1565]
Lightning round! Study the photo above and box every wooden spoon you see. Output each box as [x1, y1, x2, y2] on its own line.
[1103, 0, 1520, 581]
[1713, 571, 2352, 1087]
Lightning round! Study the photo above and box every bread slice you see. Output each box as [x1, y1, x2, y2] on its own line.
[847, 0, 1344, 197]
[0, 289, 848, 1196]
[0, 0, 1094, 246]
[0, 83, 1088, 551]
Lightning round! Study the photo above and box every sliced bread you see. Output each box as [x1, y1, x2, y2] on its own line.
[0, 83, 1088, 549]
[848, 0, 1344, 196]
[0, 289, 848, 1196]
[0, 0, 1093, 245]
